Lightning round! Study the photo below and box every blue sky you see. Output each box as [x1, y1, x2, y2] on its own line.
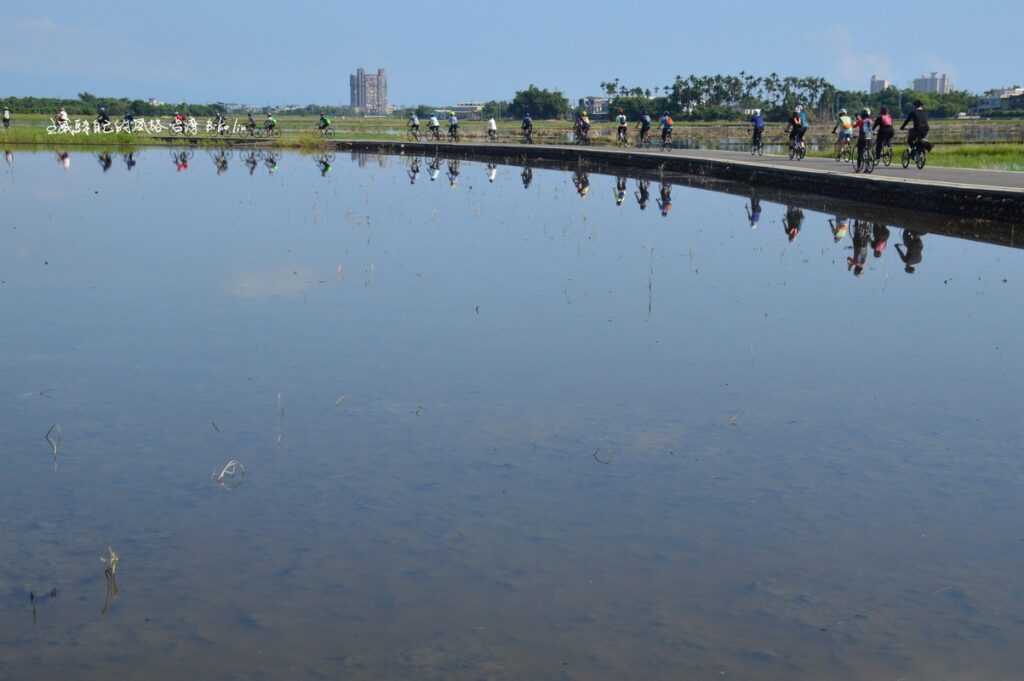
[2, 0, 1020, 105]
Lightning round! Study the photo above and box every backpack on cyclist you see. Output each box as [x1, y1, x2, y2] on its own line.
[664, 116, 673, 127]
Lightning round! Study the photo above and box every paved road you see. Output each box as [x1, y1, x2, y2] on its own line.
[525, 144, 1024, 192]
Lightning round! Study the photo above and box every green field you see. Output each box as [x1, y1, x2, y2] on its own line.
[2, 113, 1022, 170]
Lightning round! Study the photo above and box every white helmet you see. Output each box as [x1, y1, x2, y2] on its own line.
[795, 105, 803, 113]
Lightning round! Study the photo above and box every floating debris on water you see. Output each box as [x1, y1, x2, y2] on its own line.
[335, 395, 348, 408]
[101, 546, 120, 575]
[593, 448, 611, 465]
[211, 419, 221, 433]
[213, 459, 247, 490]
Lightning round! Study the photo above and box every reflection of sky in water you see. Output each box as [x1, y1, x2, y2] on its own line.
[1, 150, 1022, 681]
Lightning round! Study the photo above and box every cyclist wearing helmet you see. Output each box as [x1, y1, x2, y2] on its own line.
[832, 108, 853, 145]
[901, 100, 930, 153]
[429, 114, 441, 137]
[409, 112, 420, 133]
[873, 106, 894, 158]
[447, 111, 459, 137]
[318, 112, 331, 131]
[750, 109, 765, 147]
[659, 111, 674, 144]
[521, 111, 533, 133]
[854, 108, 874, 170]
[264, 112, 277, 133]
[786, 104, 810, 150]
[615, 109, 628, 142]
[246, 112, 256, 135]
[637, 110, 652, 144]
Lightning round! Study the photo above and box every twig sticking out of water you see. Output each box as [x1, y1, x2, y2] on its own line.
[100, 546, 120, 575]
[276, 392, 284, 446]
[44, 424, 63, 470]
[212, 459, 247, 490]
[211, 420, 221, 433]
[102, 566, 119, 615]
[593, 448, 611, 465]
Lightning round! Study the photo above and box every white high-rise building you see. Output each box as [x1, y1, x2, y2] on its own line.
[913, 72, 953, 95]
[870, 75, 892, 94]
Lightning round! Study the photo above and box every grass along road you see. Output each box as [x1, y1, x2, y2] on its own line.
[2, 114, 1022, 170]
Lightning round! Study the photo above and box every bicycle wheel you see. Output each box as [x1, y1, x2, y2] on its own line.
[882, 145, 893, 167]
[789, 145, 797, 161]
[797, 146, 806, 161]
[864, 152, 875, 174]
[916, 149, 927, 169]
[901, 149, 911, 169]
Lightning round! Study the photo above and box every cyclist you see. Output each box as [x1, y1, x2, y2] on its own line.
[832, 108, 853, 155]
[96, 107, 111, 130]
[122, 111, 135, 133]
[637, 110, 652, 145]
[874, 106, 894, 159]
[576, 110, 591, 143]
[317, 112, 332, 134]
[264, 113, 277, 134]
[659, 111, 674, 147]
[245, 112, 256, 136]
[854, 108, 874, 171]
[786, 105, 809, 153]
[408, 112, 420, 137]
[901, 100, 930, 155]
[750, 108, 765, 149]
[487, 117, 497, 141]
[521, 112, 533, 141]
[213, 111, 227, 134]
[447, 111, 459, 140]
[2, 107, 10, 129]
[428, 114, 441, 139]
[615, 109, 628, 144]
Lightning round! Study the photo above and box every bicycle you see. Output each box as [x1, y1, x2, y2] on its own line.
[447, 126, 460, 142]
[316, 125, 335, 138]
[487, 128, 497, 142]
[901, 137, 928, 169]
[878, 140, 894, 167]
[788, 136, 807, 161]
[855, 144, 876, 174]
[615, 127, 629, 147]
[407, 126, 421, 142]
[660, 128, 673, 151]
[834, 137, 852, 163]
[574, 125, 591, 145]
[750, 130, 765, 156]
[637, 128, 653, 148]
[522, 128, 534, 144]
[429, 126, 442, 141]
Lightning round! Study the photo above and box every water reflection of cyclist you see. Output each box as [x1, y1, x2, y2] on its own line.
[56, 151, 71, 170]
[122, 111, 135, 132]
[829, 216, 850, 243]
[408, 158, 420, 184]
[614, 176, 627, 205]
[871, 223, 890, 258]
[657, 182, 672, 216]
[486, 163, 497, 183]
[847, 220, 870, 277]
[635, 178, 650, 210]
[896, 229, 924, 273]
[122, 152, 136, 171]
[316, 154, 333, 176]
[97, 152, 113, 172]
[5, 150, 13, 166]
[244, 151, 259, 175]
[783, 206, 804, 242]
[573, 169, 590, 198]
[174, 151, 190, 172]
[213, 150, 229, 175]
[521, 166, 533, 188]
[428, 156, 441, 181]
[447, 159, 461, 187]
[746, 193, 762, 229]
[264, 152, 279, 174]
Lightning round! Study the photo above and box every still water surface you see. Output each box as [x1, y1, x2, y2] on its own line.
[1, 148, 1023, 681]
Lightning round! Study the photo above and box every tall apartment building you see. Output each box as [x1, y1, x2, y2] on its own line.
[912, 72, 953, 95]
[349, 68, 389, 114]
[869, 75, 892, 94]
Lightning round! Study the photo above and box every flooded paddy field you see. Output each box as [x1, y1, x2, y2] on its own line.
[1, 148, 1022, 681]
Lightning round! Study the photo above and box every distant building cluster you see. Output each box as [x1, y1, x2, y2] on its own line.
[350, 68, 389, 115]
[977, 86, 1024, 112]
[869, 75, 892, 94]
[583, 97, 609, 118]
[913, 72, 954, 94]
